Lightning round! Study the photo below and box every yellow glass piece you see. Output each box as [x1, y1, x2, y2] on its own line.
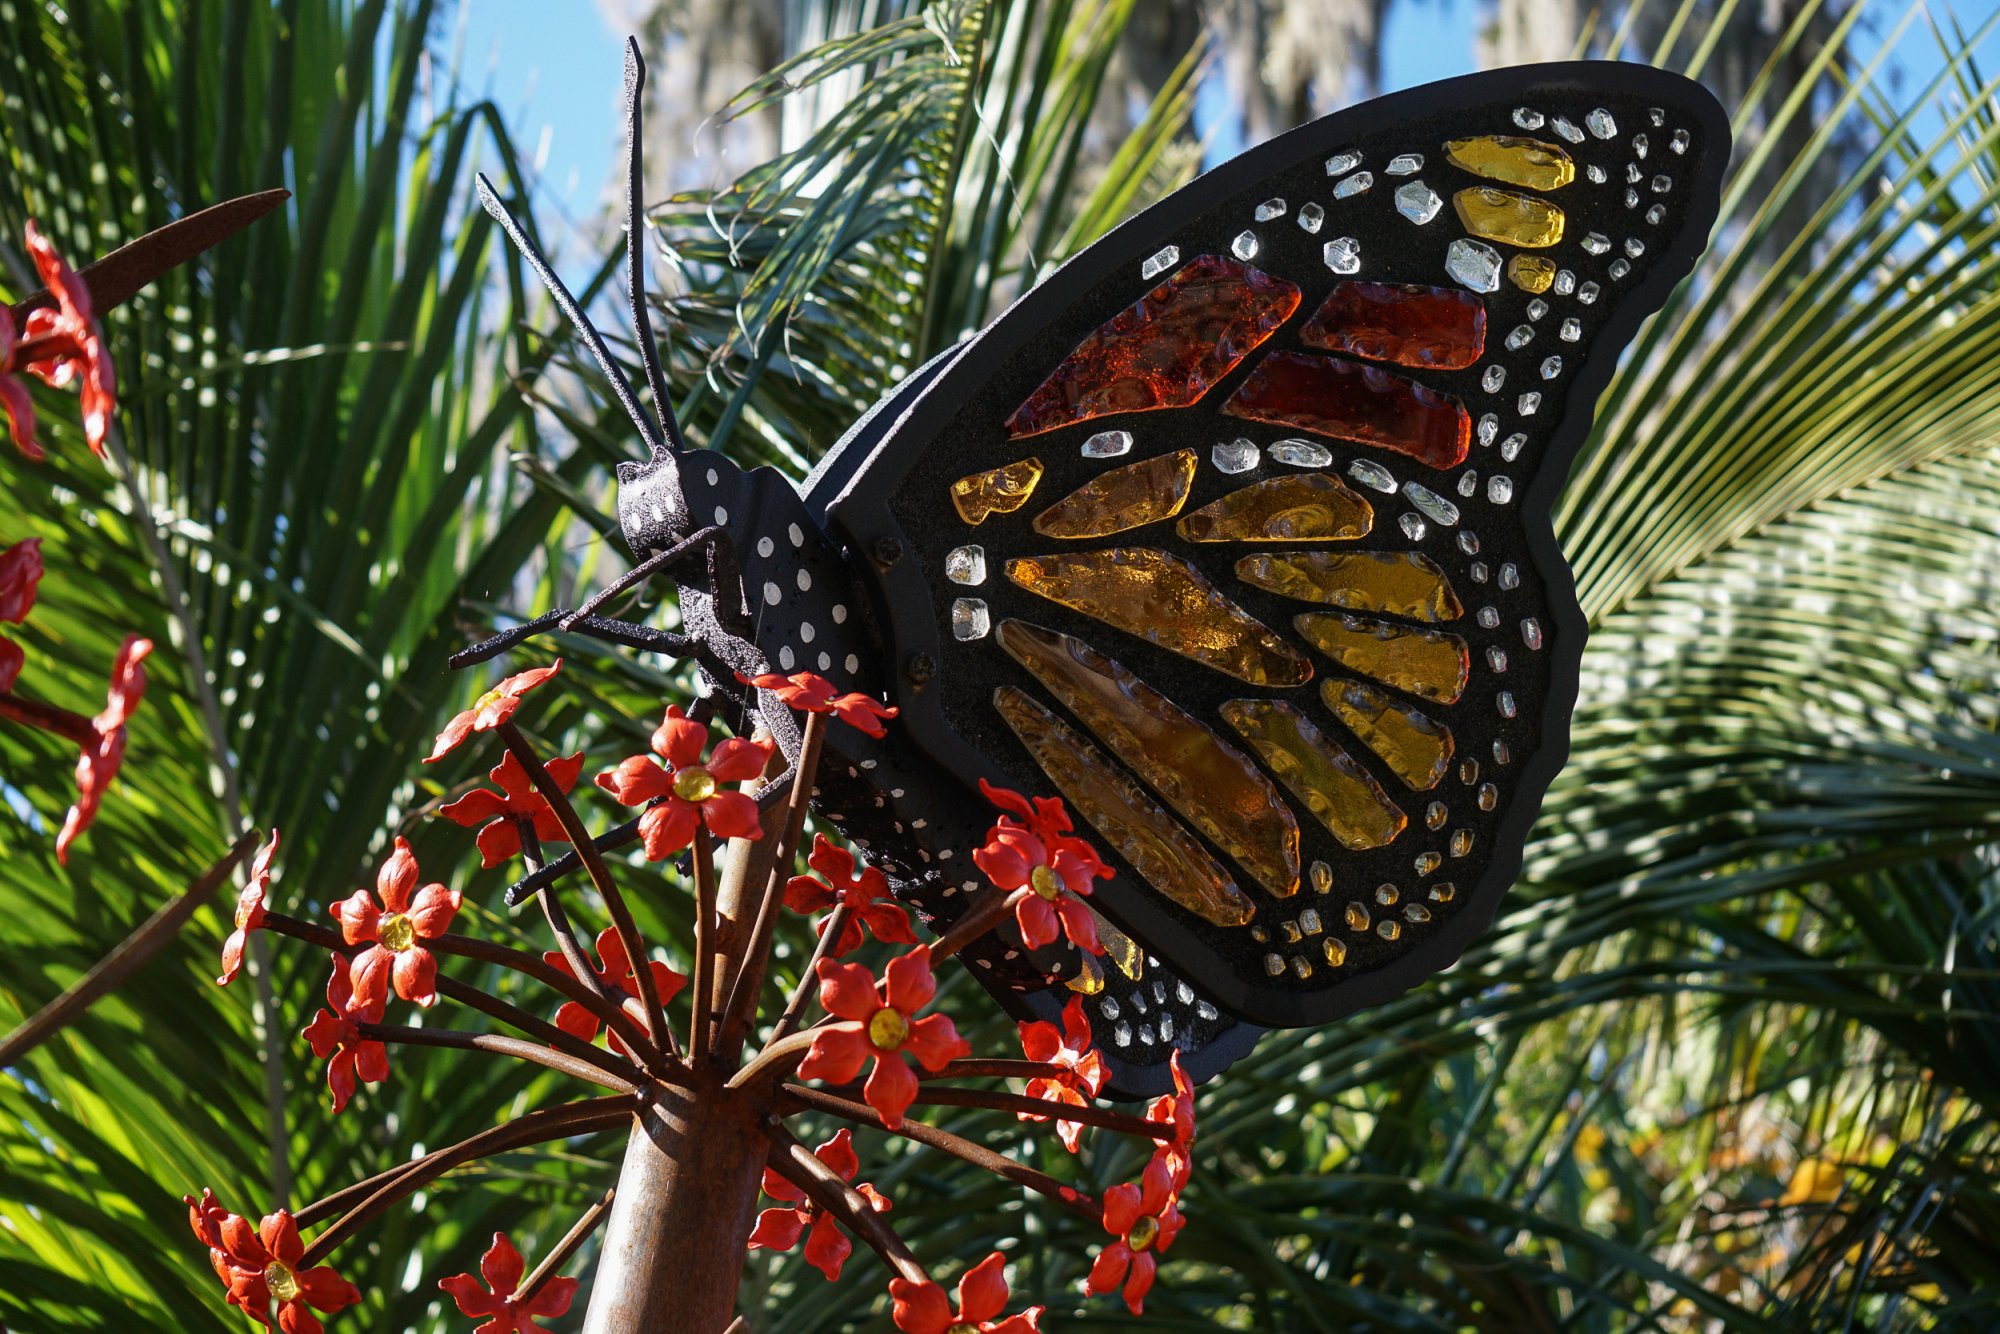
[1507, 254, 1557, 293]
[673, 767, 716, 802]
[951, 458, 1045, 525]
[868, 1008, 910, 1050]
[266, 1262, 301, 1302]
[994, 686, 1256, 927]
[997, 620, 1299, 897]
[1322, 679, 1454, 791]
[1293, 614, 1469, 703]
[1444, 135, 1575, 191]
[1345, 902, 1370, 931]
[1033, 449, 1198, 539]
[1128, 1215, 1161, 1252]
[1310, 860, 1333, 894]
[1092, 908, 1145, 980]
[1221, 699, 1407, 852]
[1234, 551, 1461, 622]
[1005, 548, 1312, 686]
[1028, 864, 1063, 899]
[1322, 937, 1347, 966]
[1178, 474, 1373, 543]
[1453, 187, 1565, 248]
[1064, 952, 1106, 994]
[378, 913, 416, 953]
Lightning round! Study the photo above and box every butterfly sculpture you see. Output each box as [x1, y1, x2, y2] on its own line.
[468, 44, 1730, 1099]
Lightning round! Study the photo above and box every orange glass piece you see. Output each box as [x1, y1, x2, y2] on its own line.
[1300, 281, 1486, 370]
[1221, 699, 1407, 851]
[1294, 614, 1470, 703]
[1443, 135, 1575, 191]
[1222, 351, 1470, 470]
[951, 458, 1044, 525]
[1032, 449, 1198, 539]
[1177, 474, 1374, 543]
[1452, 187, 1565, 248]
[1092, 908, 1146, 980]
[1322, 679, 1454, 791]
[993, 685, 1257, 927]
[1004, 254, 1303, 438]
[1005, 547, 1312, 686]
[997, 619, 1300, 897]
[1234, 551, 1463, 623]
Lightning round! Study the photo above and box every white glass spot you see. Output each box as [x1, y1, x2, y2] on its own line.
[1516, 392, 1541, 415]
[951, 598, 990, 640]
[1504, 325, 1534, 351]
[1486, 646, 1509, 672]
[1445, 238, 1502, 292]
[1670, 128, 1690, 154]
[1488, 475, 1515, 504]
[1395, 180, 1442, 224]
[1232, 230, 1260, 261]
[1323, 236, 1362, 274]
[1481, 365, 1506, 393]
[1551, 115, 1584, 143]
[1141, 246, 1179, 280]
[1577, 282, 1600, 304]
[1477, 605, 1500, 629]
[1254, 197, 1287, 221]
[1498, 562, 1520, 590]
[1333, 171, 1374, 199]
[1586, 108, 1617, 138]
[1633, 133, 1649, 159]
[1348, 459, 1397, 493]
[1082, 429, 1132, 458]
[1513, 107, 1544, 129]
[1522, 618, 1543, 649]
[1540, 356, 1562, 379]
[1582, 232, 1610, 255]
[1500, 432, 1526, 461]
[1386, 153, 1423, 175]
[1560, 318, 1581, 342]
[1625, 189, 1641, 209]
[1325, 149, 1361, 176]
[1399, 512, 1427, 541]
[1527, 299, 1549, 321]
[1652, 174, 1673, 193]
[1497, 691, 1518, 718]
[1650, 107, 1666, 127]
[1404, 482, 1459, 525]
[1457, 470, 1478, 497]
[1586, 164, 1607, 184]
[1609, 259, 1632, 280]
[1627, 163, 1643, 184]
[946, 545, 986, 585]
[1458, 531, 1480, 555]
[1213, 438, 1259, 474]
[1624, 237, 1645, 258]
[1477, 413, 1499, 446]
[1553, 269, 1575, 296]
[1646, 204, 1666, 226]
[1268, 438, 1333, 468]
[1297, 202, 1325, 233]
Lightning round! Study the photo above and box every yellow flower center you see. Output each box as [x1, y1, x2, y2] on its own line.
[378, 913, 417, 953]
[948, 1325, 979, 1334]
[867, 1007, 909, 1051]
[265, 1261, 300, 1302]
[1029, 864, 1062, 901]
[235, 900, 259, 930]
[474, 686, 506, 713]
[1127, 1214, 1160, 1252]
[673, 766, 716, 802]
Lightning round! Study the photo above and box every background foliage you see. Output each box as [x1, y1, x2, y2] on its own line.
[2, 0, 1997, 1329]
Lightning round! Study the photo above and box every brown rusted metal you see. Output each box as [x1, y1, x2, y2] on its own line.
[8, 189, 289, 320]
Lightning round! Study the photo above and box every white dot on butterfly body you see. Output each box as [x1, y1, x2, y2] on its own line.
[845, 654, 860, 673]
[788, 524, 804, 548]
[779, 646, 795, 669]
[831, 604, 847, 624]
[756, 536, 774, 558]
[706, 468, 719, 486]
[763, 581, 781, 605]
[800, 622, 816, 643]
[714, 506, 729, 526]
[796, 569, 812, 591]
[818, 652, 832, 671]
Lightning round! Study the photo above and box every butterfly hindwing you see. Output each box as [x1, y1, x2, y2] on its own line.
[824, 61, 1729, 1034]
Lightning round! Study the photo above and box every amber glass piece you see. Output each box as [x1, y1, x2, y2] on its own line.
[1221, 699, 1407, 852]
[1092, 909, 1146, 980]
[1178, 474, 1374, 545]
[994, 686, 1257, 927]
[1453, 188, 1565, 248]
[1222, 351, 1469, 470]
[1005, 548, 1311, 686]
[1294, 614, 1469, 703]
[1322, 679, 1453, 791]
[1507, 254, 1556, 293]
[997, 619, 1300, 897]
[951, 458, 1044, 525]
[1300, 281, 1485, 370]
[1444, 135, 1575, 191]
[1064, 952, 1106, 994]
[1234, 551, 1462, 622]
[1033, 449, 1197, 539]
[1004, 254, 1303, 438]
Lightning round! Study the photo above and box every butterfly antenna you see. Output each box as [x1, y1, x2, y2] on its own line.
[624, 37, 686, 458]
[473, 172, 670, 461]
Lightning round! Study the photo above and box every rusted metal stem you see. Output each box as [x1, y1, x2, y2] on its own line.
[927, 887, 1018, 963]
[921, 1059, 1065, 1082]
[357, 1023, 639, 1095]
[518, 1187, 616, 1305]
[518, 818, 619, 1017]
[769, 903, 850, 1043]
[689, 826, 718, 1066]
[767, 1126, 926, 1284]
[909, 1086, 1173, 1139]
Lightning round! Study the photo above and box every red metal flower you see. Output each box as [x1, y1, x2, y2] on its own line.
[438, 749, 583, 868]
[746, 1128, 891, 1281]
[217, 829, 281, 986]
[15, 222, 116, 459]
[783, 833, 918, 957]
[302, 954, 389, 1114]
[540, 925, 687, 1058]
[799, 945, 970, 1130]
[0, 538, 42, 624]
[972, 805, 1110, 956]
[1086, 1153, 1185, 1316]
[594, 705, 773, 859]
[54, 633, 150, 864]
[424, 661, 561, 764]
[0, 305, 40, 460]
[193, 1201, 361, 1334]
[438, 1232, 578, 1334]
[333, 836, 461, 1009]
[1146, 1048, 1197, 1191]
[889, 1252, 1045, 1334]
[742, 670, 899, 738]
[1016, 995, 1108, 1153]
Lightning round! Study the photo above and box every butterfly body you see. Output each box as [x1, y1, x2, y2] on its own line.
[605, 61, 1729, 1098]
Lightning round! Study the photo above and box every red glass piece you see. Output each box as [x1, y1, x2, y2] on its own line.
[1004, 254, 1302, 439]
[1300, 281, 1485, 370]
[1222, 351, 1470, 471]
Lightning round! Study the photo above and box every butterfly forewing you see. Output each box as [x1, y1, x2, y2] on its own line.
[828, 63, 1728, 1029]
